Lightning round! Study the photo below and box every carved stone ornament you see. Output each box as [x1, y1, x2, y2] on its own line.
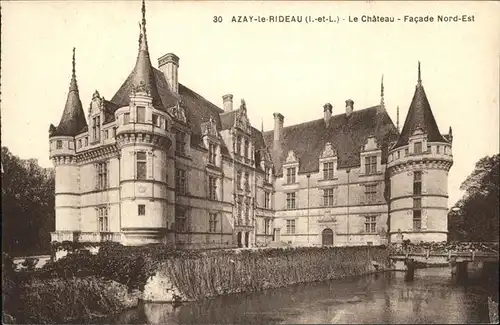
[362, 136, 380, 152]
[321, 142, 337, 158]
[132, 81, 150, 96]
[285, 150, 298, 164]
[202, 116, 218, 138]
[49, 124, 56, 136]
[235, 106, 250, 133]
[171, 101, 187, 123]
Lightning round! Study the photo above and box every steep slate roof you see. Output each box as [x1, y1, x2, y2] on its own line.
[394, 63, 447, 149]
[52, 48, 88, 137]
[263, 106, 399, 176]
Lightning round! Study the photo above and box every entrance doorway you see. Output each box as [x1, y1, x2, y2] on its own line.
[322, 228, 334, 246]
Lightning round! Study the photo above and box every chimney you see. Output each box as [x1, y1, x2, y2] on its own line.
[222, 94, 233, 112]
[273, 113, 284, 142]
[158, 53, 179, 93]
[345, 99, 354, 117]
[324, 103, 332, 125]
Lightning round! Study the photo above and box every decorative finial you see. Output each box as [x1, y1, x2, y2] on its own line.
[142, 0, 146, 27]
[240, 98, 246, 110]
[380, 74, 385, 106]
[396, 105, 400, 131]
[449, 126, 453, 136]
[72, 47, 76, 77]
[138, 22, 142, 46]
[261, 118, 264, 133]
[417, 61, 422, 86]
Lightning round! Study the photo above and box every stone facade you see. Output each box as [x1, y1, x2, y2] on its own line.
[48, 1, 453, 250]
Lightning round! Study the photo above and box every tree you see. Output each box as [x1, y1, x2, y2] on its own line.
[1, 147, 55, 255]
[449, 154, 499, 242]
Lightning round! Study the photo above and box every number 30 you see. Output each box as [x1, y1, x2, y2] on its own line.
[213, 16, 222, 23]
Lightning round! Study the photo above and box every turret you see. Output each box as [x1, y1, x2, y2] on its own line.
[387, 62, 453, 243]
[49, 48, 86, 233]
[113, 0, 174, 246]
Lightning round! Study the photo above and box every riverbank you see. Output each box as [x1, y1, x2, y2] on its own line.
[3, 245, 389, 324]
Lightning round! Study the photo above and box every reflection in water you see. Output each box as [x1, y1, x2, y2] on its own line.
[106, 268, 491, 324]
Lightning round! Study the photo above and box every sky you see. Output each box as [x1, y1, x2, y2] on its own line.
[1, 1, 499, 207]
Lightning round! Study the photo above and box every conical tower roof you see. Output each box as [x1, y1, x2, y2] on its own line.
[393, 62, 447, 149]
[110, 0, 163, 109]
[52, 48, 87, 137]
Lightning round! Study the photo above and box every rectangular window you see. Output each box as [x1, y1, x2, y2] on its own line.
[413, 210, 422, 230]
[265, 167, 271, 183]
[397, 151, 400, 159]
[427, 144, 432, 153]
[56, 140, 62, 149]
[137, 106, 146, 123]
[96, 162, 108, 190]
[286, 192, 296, 209]
[437, 146, 441, 154]
[123, 112, 130, 125]
[98, 207, 109, 232]
[138, 204, 146, 216]
[244, 140, 249, 158]
[104, 129, 109, 140]
[404, 148, 409, 157]
[365, 184, 377, 203]
[323, 188, 335, 207]
[323, 162, 335, 180]
[208, 143, 217, 165]
[209, 213, 218, 233]
[413, 171, 422, 195]
[176, 132, 186, 156]
[264, 191, 271, 209]
[365, 216, 377, 233]
[136, 152, 147, 180]
[264, 219, 271, 235]
[244, 173, 250, 191]
[236, 171, 242, 190]
[176, 169, 186, 195]
[286, 167, 296, 184]
[236, 136, 242, 156]
[175, 207, 187, 232]
[152, 114, 159, 127]
[112, 127, 116, 138]
[414, 142, 422, 154]
[78, 139, 82, 149]
[237, 195, 243, 218]
[365, 156, 377, 175]
[85, 137, 89, 146]
[245, 197, 251, 218]
[92, 116, 101, 141]
[286, 219, 296, 234]
[208, 176, 217, 200]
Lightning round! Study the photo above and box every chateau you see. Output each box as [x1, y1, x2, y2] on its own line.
[49, 1, 453, 249]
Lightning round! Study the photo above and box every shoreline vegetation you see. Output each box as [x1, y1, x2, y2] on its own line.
[2, 244, 389, 324]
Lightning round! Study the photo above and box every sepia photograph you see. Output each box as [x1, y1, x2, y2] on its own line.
[1, 0, 499, 324]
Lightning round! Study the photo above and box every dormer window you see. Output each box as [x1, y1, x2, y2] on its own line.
[365, 156, 377, 175]
[414, 142, 422, 154]
[323, 162, 334, 180]
[286, 167, 296, 184]
[208, 142, 217, 165]
[92, 116, 100, 141]
[56, 140, 62, 149]
[137, 106, 146, 123]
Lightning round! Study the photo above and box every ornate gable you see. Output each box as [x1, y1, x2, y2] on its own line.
[320, 142, 337, 159]
[234, 99, 251, 134]
[201, 116, 219, 139]
[362, 136, 380, 152]
[171, 99, 187, 124]
[285, 150, 298, 164]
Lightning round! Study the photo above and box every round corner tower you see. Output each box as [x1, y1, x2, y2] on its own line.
[49, 48, 87, 237]
[114, 1, 174, 246]
[387, 62, 454, 243]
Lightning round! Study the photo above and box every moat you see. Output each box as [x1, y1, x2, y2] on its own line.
[105, 267, 493, 324]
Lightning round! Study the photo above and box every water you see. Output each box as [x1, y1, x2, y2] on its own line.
[108, 268, 492, 324]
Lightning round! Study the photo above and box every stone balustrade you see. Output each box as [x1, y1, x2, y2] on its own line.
[51, 231, 122, 243]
